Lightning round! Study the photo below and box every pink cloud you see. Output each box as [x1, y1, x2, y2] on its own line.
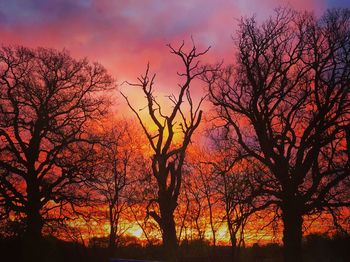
[0, 0, 339, 115]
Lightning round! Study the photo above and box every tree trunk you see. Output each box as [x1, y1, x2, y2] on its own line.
[229, 233, 238, 262]
[25, 207, 43, 241]
[162, 217, 178, 261]
[108, 205, 116, 252]
[207, 195, 216, 260]
[23, 178, 43, 262]
[23, 211, 43, 262]
[159, 197, 178, 261]
[227, 221, 238, 262]
[281, 204, 303, 262]
[109, 226, 116, 251]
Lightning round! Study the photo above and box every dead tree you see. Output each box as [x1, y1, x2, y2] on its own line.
[123, 42, 210, 261]
[206, 8, 350, 262]
[0, 46, 113, 260]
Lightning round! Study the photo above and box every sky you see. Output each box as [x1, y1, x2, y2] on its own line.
[0, 0, 348, 244]
[0, 0, 349, 112]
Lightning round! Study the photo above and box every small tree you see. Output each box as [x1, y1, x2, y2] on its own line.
[92, 123, 128, 250]
[183, 173, 206, 242]
[0, 46, 113, 260]
[195, 161, 220, 259]
[211, 158, 268, 262]
[206, 9, 350, 262]
[123, 42, 210, 261]
[198, 138, 267, 262]
[92, 120, 145, 251]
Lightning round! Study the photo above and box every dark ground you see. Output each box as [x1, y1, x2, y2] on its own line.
[0, 234, 349, 262]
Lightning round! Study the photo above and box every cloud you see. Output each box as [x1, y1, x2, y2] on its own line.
[0, 0, 346, 104]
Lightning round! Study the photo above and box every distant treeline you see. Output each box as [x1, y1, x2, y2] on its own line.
[0, 233, 349, 262]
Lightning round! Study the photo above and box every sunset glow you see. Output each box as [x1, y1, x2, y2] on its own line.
[1, 1, 350, 262]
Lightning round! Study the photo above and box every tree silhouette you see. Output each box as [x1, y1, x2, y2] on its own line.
[200, 135, 271, 262]
[0, 46, 113, 261]
[91, 120, 144, 251]
[123, 42, 210, 261]
[205, 8, 350, 262]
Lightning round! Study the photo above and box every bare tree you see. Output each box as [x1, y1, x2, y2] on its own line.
[183, 170, 206, 242]
[91, 121, 141, 251]
[211, 158, 268, 262]
[176, 177, 191, 242]
[197, 138, 266, 262]
[122, 42, 210, 261]
[219, 171, 250, 262]
[128, 145, 162, 247]
[196, 161, 220, 259]
[0, 46, 113, 260]
[205, 8, 350, 262]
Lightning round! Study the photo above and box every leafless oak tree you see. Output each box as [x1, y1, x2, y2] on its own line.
[205, 8, 350, 262]
[0, 46, 113, 261]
